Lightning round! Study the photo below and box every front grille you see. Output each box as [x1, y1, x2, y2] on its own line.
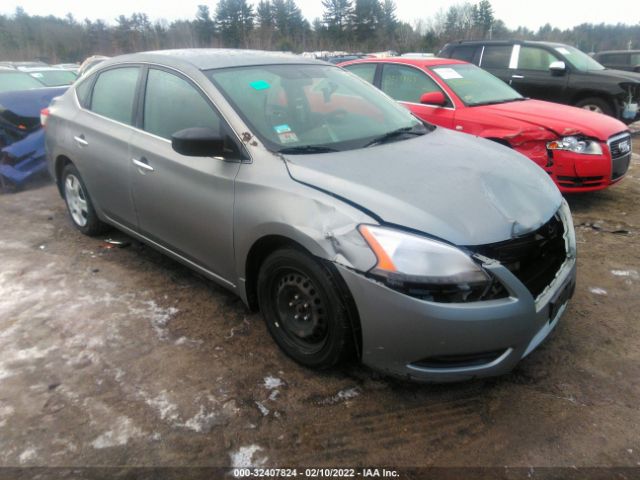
[470, 214, 567, 299]
[608, 133, 632, 181]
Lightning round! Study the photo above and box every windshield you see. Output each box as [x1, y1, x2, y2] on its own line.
[207, 64, 425, 152]
[430, 63, 523, 106]
[0, 71, 45, 93]
[554, 45, 605, 72]
[29, 70, 77, 86]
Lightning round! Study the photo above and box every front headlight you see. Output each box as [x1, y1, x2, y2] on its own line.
[358, 225, 490, 292]
[547, 136, 603, 155]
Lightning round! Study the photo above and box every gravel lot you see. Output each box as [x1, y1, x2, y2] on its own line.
[0, 140, 639, 474]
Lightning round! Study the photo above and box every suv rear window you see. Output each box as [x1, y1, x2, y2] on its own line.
[480, 46, 512, 69]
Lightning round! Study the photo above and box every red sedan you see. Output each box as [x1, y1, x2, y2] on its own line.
[340, 57, 632, 193]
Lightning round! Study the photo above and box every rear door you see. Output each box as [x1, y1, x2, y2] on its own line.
[130, 67, 242, 283]
[477, 44, 514, 84]
[71, 66, 141, 228]
[509, 45, 569, 103]
[378, 63, 455, 128]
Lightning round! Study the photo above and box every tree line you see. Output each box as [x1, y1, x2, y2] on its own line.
[0, 2, 638, 63]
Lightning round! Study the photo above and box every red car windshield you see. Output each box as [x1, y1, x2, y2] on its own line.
[430, 63, 523, 106]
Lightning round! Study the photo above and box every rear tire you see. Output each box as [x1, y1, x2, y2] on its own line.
[61, 163, 109, 236]
[257, 248, 355, 369]
[574, 97, 614, 117]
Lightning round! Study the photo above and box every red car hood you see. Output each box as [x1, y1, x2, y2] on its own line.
[480, 99, 627, 141]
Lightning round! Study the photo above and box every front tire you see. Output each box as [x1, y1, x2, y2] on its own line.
[61, 163, 108, 236]
[257, 248, 355, 369]
[574, 97, 614, 117]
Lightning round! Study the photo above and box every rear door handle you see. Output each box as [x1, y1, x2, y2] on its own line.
[511, 74, 524, 79]
[73, 135, 88, 147]
[132, 157, 154, 172]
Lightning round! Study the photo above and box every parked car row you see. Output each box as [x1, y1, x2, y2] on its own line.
[438, 40, 640, 124]
[44, 49, 579, 382]
[340, 56, 632, 192]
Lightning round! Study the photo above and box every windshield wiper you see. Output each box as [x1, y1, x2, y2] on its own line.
[277, 145, 340, 154]
[470, 97, 527, 107]
[364, 126, 426, 148]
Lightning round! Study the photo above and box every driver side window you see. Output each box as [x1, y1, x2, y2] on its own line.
[518, 47, 560, 71]
[143, 68, 221, 140]
[380, 64, 444, 104]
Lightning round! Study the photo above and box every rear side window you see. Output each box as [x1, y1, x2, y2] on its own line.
[380, 64, 443, 103]
[345, 63, 377, 84]
[450, 46, 478, 63]
[75, 76, 93, 108]
[90, 67, 140, 125]
[480, 46, 512, 69]
[518, 47, 560, 71]
[143, 68, 221, 140]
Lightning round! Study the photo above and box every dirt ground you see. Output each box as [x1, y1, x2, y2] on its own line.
[0, 140, 639, 475]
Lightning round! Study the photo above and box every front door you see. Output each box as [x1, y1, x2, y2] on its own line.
[130, 67, 242, 283]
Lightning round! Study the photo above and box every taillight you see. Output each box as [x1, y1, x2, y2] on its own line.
[40, 108, 50, 128]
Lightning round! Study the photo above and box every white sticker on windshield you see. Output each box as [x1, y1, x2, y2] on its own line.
[555, 47, 571, 55]
[433, 68, 463, 80]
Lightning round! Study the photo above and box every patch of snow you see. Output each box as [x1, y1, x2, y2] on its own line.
[611, 269, 639, 280]
[255, 401, 269, 416]
[181, 406, 219, 433]
[230, 445, 267, 468]
[321, 387, 362, 405]
[263, 376, 284, 390]
[589, 287, 607, 296]
[143, 391, 180, 423]
[0, 405, 15, 428]
[128, 300, 178, 341]
[18, 448, 37, 464]
[91, 417, 142, 449]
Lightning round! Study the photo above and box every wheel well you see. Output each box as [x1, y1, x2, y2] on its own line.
[244, 234, 363, 358]
[54, 155, 72, 195]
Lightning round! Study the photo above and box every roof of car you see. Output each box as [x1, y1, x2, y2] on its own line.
[339, 56, 468, 67]
[104, 49, 326, 71]
[447, 40, 571, 48]
[595, 49, 640, 55]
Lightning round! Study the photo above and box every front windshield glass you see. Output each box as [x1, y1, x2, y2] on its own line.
[554, 45, 605, 72]
[0, 71, 45, 93]
[207, 64, 425, 152]
[430, 63, 523, 106]
[30, 70, 77, 86]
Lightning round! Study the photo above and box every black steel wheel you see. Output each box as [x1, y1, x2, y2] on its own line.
[257, 248, 355, 368]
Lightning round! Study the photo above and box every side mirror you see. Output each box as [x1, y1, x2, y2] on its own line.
[419, 91, 447, 106]
[549, 61, 567, 75]
[171, 127, 225, 157]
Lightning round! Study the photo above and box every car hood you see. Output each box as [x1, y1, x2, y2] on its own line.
[478, 99, 627, 141]
[590, 68, 640, 83]
[284, 128, 562, 246]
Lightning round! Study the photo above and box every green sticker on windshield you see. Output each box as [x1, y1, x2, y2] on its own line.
[250, 80, 271, 90]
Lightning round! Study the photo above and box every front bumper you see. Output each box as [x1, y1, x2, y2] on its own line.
[336, 252, 576, 383]
[547, 133, 631, 193]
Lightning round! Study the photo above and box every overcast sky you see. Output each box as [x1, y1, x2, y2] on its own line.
[1, 0, 637, 31]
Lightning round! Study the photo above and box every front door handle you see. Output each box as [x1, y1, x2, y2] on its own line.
[132, 157, 154, 172]
[73, 135, 88, 147]
[511, 74, 524, 79]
